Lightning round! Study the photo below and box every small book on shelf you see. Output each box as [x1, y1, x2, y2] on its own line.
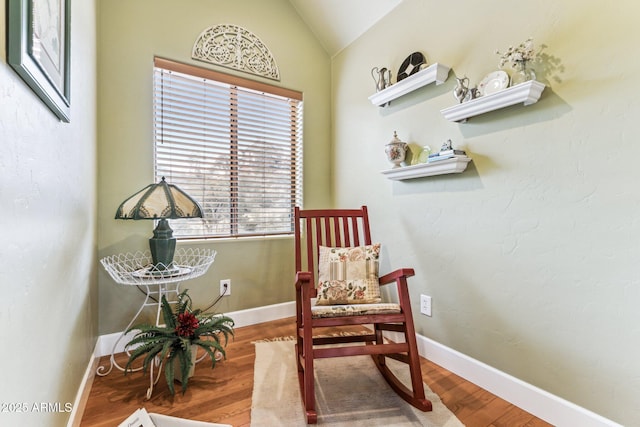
[428, 149, 466, 158]
[427, 153, 467, 163]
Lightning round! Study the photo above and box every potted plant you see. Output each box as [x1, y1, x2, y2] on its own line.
[496, 37, 538, 85]
[124, 290, 234, 395]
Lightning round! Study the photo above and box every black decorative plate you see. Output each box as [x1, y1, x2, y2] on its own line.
[397, 52, 426, 82]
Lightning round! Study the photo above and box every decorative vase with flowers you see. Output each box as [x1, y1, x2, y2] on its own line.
[496, 38, 537, 85]
[124, 289, 234, 395]
[384, 131, 408, 168]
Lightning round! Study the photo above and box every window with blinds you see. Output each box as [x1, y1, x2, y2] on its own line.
[153, 58, 303, 239]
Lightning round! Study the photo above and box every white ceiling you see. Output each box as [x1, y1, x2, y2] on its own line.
[288, 0, 402, 57]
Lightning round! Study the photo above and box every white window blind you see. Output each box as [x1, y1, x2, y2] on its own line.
[153, 58, 303, 239]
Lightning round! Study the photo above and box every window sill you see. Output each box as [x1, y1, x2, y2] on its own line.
[177, 234, 293, 245]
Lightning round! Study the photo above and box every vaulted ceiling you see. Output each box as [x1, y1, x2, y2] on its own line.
[287, 0, 402, 57]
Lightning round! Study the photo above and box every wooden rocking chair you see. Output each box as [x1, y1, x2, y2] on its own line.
[294, 206, 432, 424]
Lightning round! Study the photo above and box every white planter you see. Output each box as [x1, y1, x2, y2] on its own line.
[173, 346, 198, 382]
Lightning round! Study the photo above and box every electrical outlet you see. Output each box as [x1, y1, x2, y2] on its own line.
[420, 294, 432, 316]
[220, 279, 231, 296]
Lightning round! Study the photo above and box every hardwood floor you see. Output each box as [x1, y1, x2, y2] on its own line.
[79, 317, 552, 426]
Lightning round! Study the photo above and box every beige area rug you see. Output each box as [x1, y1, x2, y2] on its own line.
[250, 340, 465, 426]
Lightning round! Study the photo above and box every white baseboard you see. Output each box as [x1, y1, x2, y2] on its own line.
[411, 332, 622, 427]
[66, 347, 99, 427]
[225, 300, 296, 329]
[84, 302, 621, 427]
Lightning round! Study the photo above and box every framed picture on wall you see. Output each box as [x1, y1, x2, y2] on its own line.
[7, 0, 71, 122]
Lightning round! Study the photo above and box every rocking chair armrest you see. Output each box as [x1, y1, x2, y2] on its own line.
[295, 271, 317, 300]
[295, 271, 315, 324]
[295, 271, 313, 290]
[379, 268, 415, 286]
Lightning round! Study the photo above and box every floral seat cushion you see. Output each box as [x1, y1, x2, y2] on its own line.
[311, 303, 401, 318]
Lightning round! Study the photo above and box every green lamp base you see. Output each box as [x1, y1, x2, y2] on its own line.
[149, 218, 176, 270]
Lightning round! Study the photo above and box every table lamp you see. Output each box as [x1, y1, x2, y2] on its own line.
[115, 177, 203, 270]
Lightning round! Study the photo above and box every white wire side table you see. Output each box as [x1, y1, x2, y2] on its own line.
[97, 247, 216, 398]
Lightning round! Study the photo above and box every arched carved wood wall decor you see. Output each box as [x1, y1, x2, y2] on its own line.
[192, 24, 280, 81]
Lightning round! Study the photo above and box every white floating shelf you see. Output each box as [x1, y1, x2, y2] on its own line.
[368, 63, 451, 107]
[440, 80, 546, 122]
[381, 156, 472, 180]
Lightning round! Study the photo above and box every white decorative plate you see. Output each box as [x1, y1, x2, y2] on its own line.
[478, 71, 509, 96]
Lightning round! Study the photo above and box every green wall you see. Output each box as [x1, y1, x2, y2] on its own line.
[0, 1, 98, 426]
[97, 0, 331, 334]
[332, 0, 640, 425]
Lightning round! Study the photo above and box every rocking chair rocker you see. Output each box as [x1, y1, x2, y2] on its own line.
[294, 206, 432, 424]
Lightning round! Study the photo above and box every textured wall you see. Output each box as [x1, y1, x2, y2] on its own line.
[332, 0, 639, 425]
[0, 1, 98, 426]
[97, 0, 331, 334]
